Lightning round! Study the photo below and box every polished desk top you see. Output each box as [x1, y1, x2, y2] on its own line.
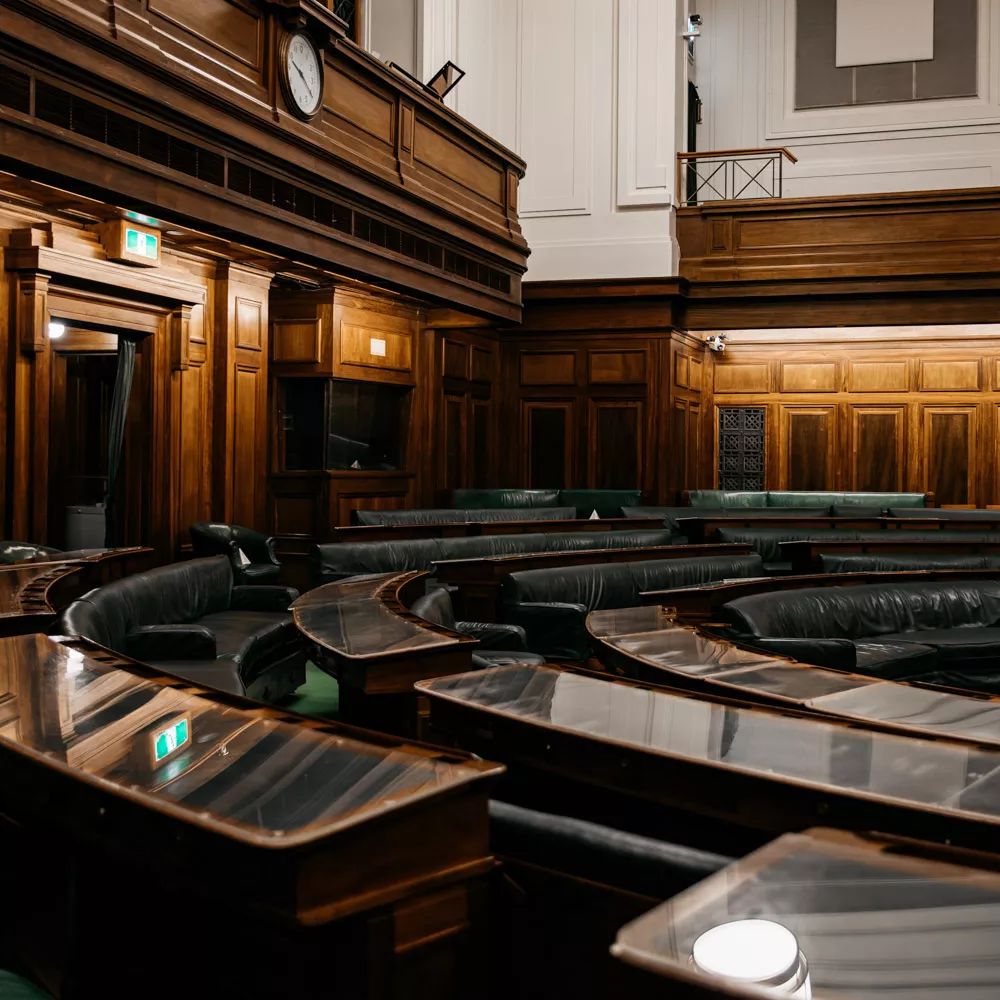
[614, 829, 1000, 998]
[418, 664, 1000, 828]
[588, 607, 1000, 749]
[0, 633, 496, 848]
[11, 546, 150, 565]
[293, 572, 472, 660]
[0, 563, 80, 617]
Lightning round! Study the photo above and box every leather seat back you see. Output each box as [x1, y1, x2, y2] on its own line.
[504, 554, 765, 613]
[505, 563, 639, 612]
[354, 508, 467, 526]
[409, 588, 456, 629]
[0, 541, 63, 564]
[687, 490, 767, 507]
[59, 556, 234, 652]
[454, 488, 561, 509]
[190, 522, 273, 565]
[724, 580, 1000, 640]
[436, 534, 548, 559]
[822, 553, 1000, 573]
[311, 538, 441, 583]
[715, 527, 887, 565]
[889, 508, 1000, 519]
[352, 506, 577, 525]
[559, 489, 642, 518]
[542, 529, 674, 551]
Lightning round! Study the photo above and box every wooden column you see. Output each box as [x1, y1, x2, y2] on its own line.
[212, 263, 272, 530]
[8, 270, 52, 543]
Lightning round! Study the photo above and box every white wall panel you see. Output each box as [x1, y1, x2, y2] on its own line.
[616, 0, 678, 207]
[518, 0, 594, 217]
[696, 0, 1000, 199]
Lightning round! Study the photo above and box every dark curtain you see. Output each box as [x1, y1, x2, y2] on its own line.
[103, 337, 137, 547]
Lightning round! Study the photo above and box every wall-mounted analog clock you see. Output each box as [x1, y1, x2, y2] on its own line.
[280, 30, 324, 121]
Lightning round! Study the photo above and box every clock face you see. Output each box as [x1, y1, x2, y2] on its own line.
[286, 32, 322, 117]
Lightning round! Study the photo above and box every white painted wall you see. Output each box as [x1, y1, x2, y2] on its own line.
[694, 0, 1000, 198]
[367, 0, 419, 75]
[408, 0, 689, 281]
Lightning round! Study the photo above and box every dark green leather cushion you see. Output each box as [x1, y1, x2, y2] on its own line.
[473, 506, 576, 522]
[687, 490, 767, 507]
[830, 504, 886, 518]
[354, 508, 467, 526]
[454, 489, 561, 508]
[714, 527, 890, 566]
[560, 489, 642, 518]
[767, 491, 925, 508]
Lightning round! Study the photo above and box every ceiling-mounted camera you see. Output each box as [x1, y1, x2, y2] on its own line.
[705, 332, 727, 353]
[683, 13, 703, 39]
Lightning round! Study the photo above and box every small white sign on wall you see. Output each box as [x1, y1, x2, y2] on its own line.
[836, 0, 934, 67]
[370, 337, 387, 357]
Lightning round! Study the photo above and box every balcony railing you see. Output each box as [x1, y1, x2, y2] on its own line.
[677, 147, 798, 207]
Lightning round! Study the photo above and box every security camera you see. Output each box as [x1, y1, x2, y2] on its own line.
[682, 13, 703, 39]
[705, 332, 727, 353]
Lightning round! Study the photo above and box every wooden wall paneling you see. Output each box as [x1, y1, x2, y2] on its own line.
[713, 362, 770, 394]
[523, 400, 574, 489]
[919, 359, 982, 392]
[850, 405, 907, 493]
[471, 398, 492, 489]
[588, 399, 643, 490]
[779, 361, 838, 394]
[780, 405, 837, 492]
[333, 291, 420, 385]
[847, 360, 910, 393]
[590, 350, 646, 385]
[687, 402, 702, 490]
[442, 394, 467, 492]
[520, 352, 576, 386]
[212, 262, 271, 530]
[922, 405, 978, 507]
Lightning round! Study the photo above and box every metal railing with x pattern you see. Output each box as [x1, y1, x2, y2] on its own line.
[676, 147, 798, 207]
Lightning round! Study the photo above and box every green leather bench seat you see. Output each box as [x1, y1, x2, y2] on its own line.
[502, 553, 765, 659]
[720, 580, 1000, 692]
[453, 489, 643, 518]
[889, 508, 1000, 519]
[688, 490, 927, 508]
[310, 528, 678, 585]
[353, 506, 576, 526]
[821, 553, 1000, 573]
[0, 972, 52, 999]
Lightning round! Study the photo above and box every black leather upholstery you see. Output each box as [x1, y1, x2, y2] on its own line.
[0, 541, 63, 564]
[455, 488, 562, 509]
[489, 800, 732, 899]
[310, 528, 677, 585]
[821, 553, 1000, 573]
[504, 554, 765, 658]
[722, 580, 1000, 690]
[352, 506, 577, 525]
[58, 556, 304, 700]
[410, 588, 544, 668]
[189, 522, 281, 585]
[689, 489, 926, 508]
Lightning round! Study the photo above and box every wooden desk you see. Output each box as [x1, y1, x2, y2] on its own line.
[418, 663, 1000, 853]
[2, 632, 501, 1000]
[640, 568, 1000, 620]
[333, 517, 665, 544]
[781, 538, 1000, 574]
[435, 543, 754, 622]
[613, 828, 1000, 997]
[0, 563, 81, 636]
[586, 603, 1000, 751]
[292, 571, 478, 734]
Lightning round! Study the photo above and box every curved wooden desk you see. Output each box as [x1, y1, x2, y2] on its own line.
[1, 631, 501, 998]
[0, 562, 81, 635]
[417, 662, 1000, 853]
[292, 572, 478, 733]
[586, 603, 1000, 752]
[613, 827, 1000, 997]
[333, 517, 665, 543]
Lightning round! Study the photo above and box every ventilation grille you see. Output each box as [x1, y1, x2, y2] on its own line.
[0, 65, 30, 115]
[0, 71, 513, 296]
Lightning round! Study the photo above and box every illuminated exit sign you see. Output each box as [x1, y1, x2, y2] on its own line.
[151, 713, 191, 765]
[125, 227, 158, 261]
[99, 219, 162, 267]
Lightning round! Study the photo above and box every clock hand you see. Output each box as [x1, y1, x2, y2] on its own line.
[291, 59, 310, 88]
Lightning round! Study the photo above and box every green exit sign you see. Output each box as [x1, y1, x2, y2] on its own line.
[153, 716, 190, 764]
[125, 227, 159, 260]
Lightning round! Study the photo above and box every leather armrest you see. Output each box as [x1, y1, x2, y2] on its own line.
[457, 621, 528, 651]
[126, 624, 217, 660]
[504, 601, 590, 660]
[230, 585, 299, 612]
[744, 636, 858, 670]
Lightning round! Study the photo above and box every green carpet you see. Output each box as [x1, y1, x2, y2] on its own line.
[280, 662, 340, 719]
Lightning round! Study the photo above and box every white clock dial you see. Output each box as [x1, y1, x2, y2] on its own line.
[286, 33, 322, 116]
